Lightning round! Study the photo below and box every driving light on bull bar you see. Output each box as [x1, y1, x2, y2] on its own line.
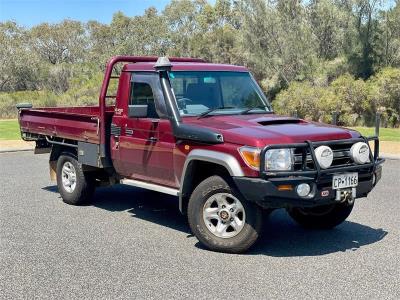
[314, 145, 333, 169]
[265, 148, 293, 171]
[350, 142, 370, 164]
[296, 183, 311, 197]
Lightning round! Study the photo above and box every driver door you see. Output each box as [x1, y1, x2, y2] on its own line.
[117, 73, 176, 187]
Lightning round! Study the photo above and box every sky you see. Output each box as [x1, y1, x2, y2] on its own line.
[0, 0, 175, 27]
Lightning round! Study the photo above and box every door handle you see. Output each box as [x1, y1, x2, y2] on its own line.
[147, 137, 158, 142]
[125, 128, 134, 136]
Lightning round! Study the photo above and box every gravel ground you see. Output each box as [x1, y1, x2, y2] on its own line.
[0, 151, 399, 299]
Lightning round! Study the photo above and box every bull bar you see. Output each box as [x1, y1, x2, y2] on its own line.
[259, 136, 385, 180]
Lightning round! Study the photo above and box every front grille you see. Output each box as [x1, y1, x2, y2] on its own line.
[293, 142, 354, 171]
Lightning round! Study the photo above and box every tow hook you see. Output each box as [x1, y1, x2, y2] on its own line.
[335, 188, 356, 205]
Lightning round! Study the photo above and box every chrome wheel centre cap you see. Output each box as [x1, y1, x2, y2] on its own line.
[219, 210, 230, 221]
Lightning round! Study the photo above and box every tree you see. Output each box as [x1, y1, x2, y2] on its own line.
[29, 20, 87, 64]
[308, 0, 353, 60]
[239, 0, 317, 86]
[0, 21, 41, 91]
[346, 0, 382, 78]
[108, 9, 167, 57]
[375, 1, 400, 67]
[87, 20, 115, 63]
[163, 0, 207, 56]
[190, 0, 241, 63]
[1, 0, 400, 126]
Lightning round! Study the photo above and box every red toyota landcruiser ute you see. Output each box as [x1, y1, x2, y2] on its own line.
[17, 56, 384, 253]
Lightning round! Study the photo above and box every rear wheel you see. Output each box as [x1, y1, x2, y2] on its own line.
[187, 175, 262, 253]
[287, 202, 354, 229]
[56, 153, 95, 205]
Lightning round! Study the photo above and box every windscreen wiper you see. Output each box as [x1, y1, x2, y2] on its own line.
[197, 106, 235, 119]
[240, 105, 271, 115]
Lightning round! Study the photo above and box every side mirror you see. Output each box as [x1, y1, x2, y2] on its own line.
[128, 105, 148, 118]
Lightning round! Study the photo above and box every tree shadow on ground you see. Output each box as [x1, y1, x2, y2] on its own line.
[43, 184, 388, 256]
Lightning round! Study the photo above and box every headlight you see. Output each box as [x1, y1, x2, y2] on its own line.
[314, 145, 333, 169]
[238, 146, 261, 170]
[265, 148, 293, 171]
[350, 142, 370, 164]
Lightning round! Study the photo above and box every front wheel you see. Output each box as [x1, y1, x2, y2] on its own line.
[56, 153, 95, 205]
[287, 202, 354, 229]
[187, 175, 262, 253]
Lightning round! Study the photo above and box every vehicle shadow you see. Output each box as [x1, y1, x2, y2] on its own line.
[42, 185, 59, 193]
[93, 185, 191, 234]
[247, 209, 388, 257]
[42, 184, 191, 234]
[43, 184, 388, 256]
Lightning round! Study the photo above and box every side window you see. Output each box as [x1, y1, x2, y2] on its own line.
[129, 80, 159, 118]
[130, 82, 154, 105]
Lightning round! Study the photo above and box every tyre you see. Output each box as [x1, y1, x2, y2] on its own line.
[187, 175, 262, 253]
[56, 153, 95, 205]
[287, 202, 354, 229]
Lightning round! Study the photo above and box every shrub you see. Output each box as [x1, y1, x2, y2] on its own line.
[272, 69, 400, 127]
[273, 81, 335, 122]
[367, 68, 400, 127]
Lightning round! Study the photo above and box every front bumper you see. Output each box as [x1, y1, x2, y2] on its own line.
[233, 164, 382, 208]
[234, 136, 384, 208]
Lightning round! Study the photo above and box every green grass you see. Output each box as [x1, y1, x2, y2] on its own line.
[0, 119, 399, 142]
[0, 119, 21, 140]
[350, 127, 400, 142]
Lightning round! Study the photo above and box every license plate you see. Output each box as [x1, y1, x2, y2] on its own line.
[332, 173, 358, 189]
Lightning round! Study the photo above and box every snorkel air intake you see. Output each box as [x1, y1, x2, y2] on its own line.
[154, 57, 224, 144]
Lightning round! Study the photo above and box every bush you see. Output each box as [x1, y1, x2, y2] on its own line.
[272, 69, 400, 127]
[0, 66, 102, 118]
[1, 61, 399, 128]
[329, 74, 369, 126]
[273, 81, 335, 123]
[0, 90, 57, 118]
[367, 68, 400, 127]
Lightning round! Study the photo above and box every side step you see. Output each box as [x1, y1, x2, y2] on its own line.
[120, 179, 179, 196]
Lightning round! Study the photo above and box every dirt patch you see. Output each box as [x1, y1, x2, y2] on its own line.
[0, 140, 35, 151]
[370, 141, 400, 156]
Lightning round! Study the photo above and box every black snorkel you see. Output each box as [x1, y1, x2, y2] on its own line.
[154, 57, 224, 144]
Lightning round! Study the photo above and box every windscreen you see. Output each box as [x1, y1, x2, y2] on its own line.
[168, 71, 270, 116]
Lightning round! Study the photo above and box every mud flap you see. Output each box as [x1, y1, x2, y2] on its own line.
[49, 161, 57, 181]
